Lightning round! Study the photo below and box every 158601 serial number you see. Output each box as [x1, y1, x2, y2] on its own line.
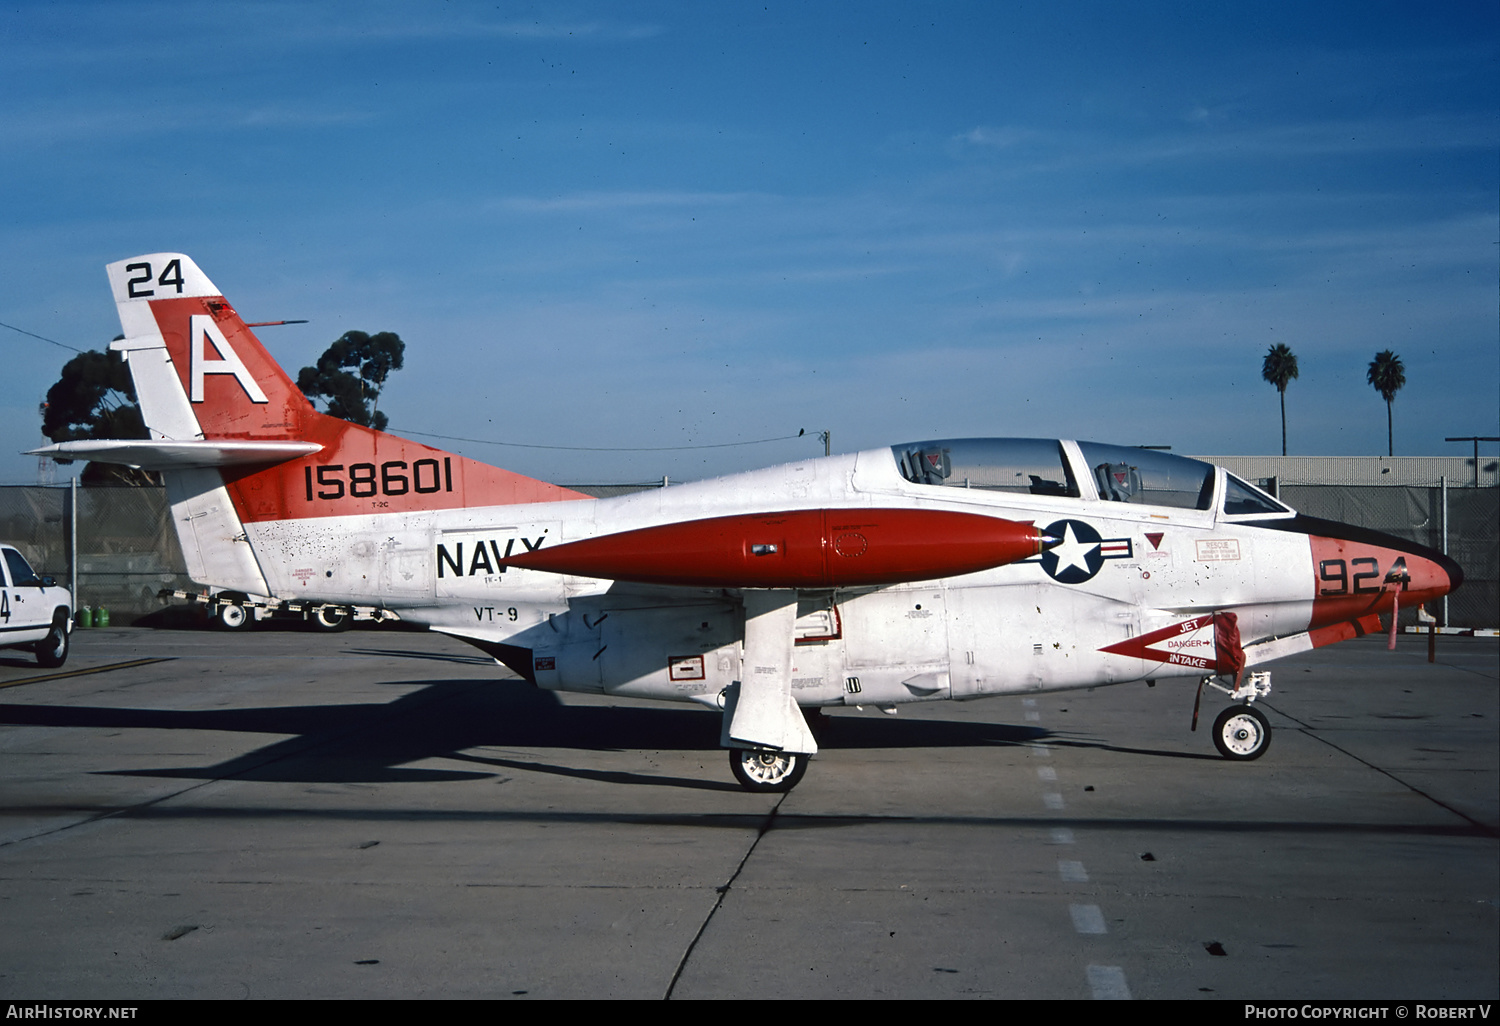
[302, 458, 453, 501]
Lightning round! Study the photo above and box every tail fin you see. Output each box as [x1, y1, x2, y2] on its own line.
[105, 253, 585, 526]
[80, 254, 587, 597]
[107, 254, 306, 442]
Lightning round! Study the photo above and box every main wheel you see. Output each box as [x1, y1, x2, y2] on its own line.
[34, 620, 69, 668]
[729, 748, 809, 792]
[216, 603, 251, 631]
[1212, 704, 1271, 760]
[309, 606, 352, 632]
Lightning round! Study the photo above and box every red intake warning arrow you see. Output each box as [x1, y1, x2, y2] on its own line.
[1100, 612, 1243, 673]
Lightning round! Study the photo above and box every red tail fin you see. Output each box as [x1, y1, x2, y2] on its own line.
[108, 254, 588, 524]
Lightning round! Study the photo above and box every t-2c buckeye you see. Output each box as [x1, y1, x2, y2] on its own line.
[34, 254, 1463, 791]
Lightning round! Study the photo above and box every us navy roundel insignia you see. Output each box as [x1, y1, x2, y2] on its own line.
[1040, 519, 1106, 584]
[1037, 520, 1135, 583]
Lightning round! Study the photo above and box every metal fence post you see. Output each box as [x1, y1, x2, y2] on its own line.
[1439, 475, 1448, 627]
[70, 475, 78, 610]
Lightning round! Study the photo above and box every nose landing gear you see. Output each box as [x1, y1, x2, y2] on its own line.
[1196, 671, 1273, 761]
[1211, 703, 1271, 760]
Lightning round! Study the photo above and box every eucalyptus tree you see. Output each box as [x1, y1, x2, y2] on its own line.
[40, 346, 156, 485]
[297, 331, 406, 432]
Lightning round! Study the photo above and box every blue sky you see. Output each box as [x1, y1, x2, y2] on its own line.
[3, 1, 1496, 485]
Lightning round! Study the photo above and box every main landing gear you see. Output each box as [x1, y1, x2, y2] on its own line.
[722, 590, 820, 793]
[1198, 671, 1273, 761]
[729, 749, 810, 792]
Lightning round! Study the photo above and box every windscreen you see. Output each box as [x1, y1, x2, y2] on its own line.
[1223, 474, 1289, 516]
[3, 548, 40, 586]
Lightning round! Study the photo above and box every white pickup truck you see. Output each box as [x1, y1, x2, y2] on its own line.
[0, 544, 73, 668]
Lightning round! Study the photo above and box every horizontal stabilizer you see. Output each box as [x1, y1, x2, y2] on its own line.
[29, 439, 322, 470]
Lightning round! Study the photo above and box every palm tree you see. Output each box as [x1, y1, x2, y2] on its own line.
[1261, 343, 1298, 456]
[1366, 350, 1406, 457]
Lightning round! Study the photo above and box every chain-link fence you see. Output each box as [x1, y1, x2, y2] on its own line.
[2, 482, 1495, 627]
[0, 485, 195, 623]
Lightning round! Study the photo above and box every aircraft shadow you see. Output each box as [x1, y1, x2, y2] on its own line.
[7, 681, 1493, 837]
[2, 677, 1062, 788]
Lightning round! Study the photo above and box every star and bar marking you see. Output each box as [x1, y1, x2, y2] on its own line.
[1036, 519, 1134, 584]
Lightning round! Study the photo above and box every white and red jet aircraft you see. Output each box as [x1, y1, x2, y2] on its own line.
[34, 254, 1463, 791]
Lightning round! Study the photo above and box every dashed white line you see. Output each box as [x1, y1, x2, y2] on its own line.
[1020, 717, 1126, 1001]
[1070, 903, 1107, 934]
[1058, 859, 1089, 882]
[1086, 964, 1132, 1000]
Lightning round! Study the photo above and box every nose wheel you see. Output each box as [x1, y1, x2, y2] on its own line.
[1212, 704, 1271, 760]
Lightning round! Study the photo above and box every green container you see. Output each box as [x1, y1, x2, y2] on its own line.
[95, 607, 110, 629]
[77, 606, 92, 629]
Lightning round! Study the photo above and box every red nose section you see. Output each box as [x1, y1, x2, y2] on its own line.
[500, 508, 1048, 588]
[1308, 533, 1460, 631]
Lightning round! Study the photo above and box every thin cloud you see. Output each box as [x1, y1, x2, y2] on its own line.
[955, 126, 1036, 149]
[0, 101, 374, 145]
[491, 190, 759, 214]
[953, 112, 1496, 173]
[0, 5, 665, 72]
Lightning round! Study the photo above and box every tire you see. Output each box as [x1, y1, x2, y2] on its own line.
[729, 748, 809, 792]
[216, 603, 252, 631]
[1212, 704, 1271, 761]
[34, 620, 69, 669]
[309, 606, 352, 632]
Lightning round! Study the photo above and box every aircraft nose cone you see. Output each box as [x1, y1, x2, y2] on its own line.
[1411, 547, 1463, 602]
[1304, 519, 1464, 630]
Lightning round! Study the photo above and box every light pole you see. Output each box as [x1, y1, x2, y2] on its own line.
[1444, 436, 1500, 487]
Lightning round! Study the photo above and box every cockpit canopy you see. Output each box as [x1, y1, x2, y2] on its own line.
[893, 438, 1081, 497]
[891, 438, 1287, 516]
[1076, 441, 1213, 509]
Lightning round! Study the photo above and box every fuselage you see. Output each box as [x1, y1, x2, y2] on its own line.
[234, 437, 1457, 709]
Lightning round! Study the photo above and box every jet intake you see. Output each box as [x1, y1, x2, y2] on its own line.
[499, 508, 1050, 588]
